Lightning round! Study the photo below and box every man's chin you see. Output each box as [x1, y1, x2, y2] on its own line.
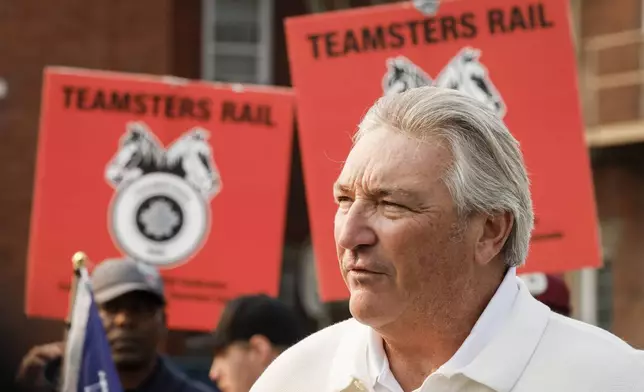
[112, 354, 148, 372]
[348, 291, 396, 327]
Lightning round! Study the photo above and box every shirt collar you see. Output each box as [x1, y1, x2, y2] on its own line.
[329, 271, 550, 392]
[458, 279, 550, 391]
[366, 267, 519, 388]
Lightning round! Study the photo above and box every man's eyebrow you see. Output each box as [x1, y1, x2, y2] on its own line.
[368, 188, 416, 198]
[333, 183, 417, 198]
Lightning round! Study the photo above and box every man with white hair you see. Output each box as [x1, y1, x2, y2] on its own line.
[250, 87, 644, 392]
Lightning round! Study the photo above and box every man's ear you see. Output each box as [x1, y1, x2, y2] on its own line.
[247, 334, 274, 365]
[474, 211, 513, 266]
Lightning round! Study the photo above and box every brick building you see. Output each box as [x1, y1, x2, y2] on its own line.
[0, 0, 642, 386]
[576, 0, 644, 348]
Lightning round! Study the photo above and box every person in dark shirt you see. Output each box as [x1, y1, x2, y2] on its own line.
[198, 295, 307, 392]
[15, 258, 214, 392]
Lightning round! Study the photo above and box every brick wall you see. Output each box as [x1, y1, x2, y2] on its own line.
[0, 0, 178, 384]
[581, 0, 643, 124]
[593, 144, 644, 348]
[581, 0, 644, 347]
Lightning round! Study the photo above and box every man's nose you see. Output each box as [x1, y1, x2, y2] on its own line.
[111, 309, 136, 328]
[335, 202, 377, 250]
[209, 360, 220, 382]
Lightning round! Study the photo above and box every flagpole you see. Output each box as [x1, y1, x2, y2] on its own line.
[60, 251, 89, 392]
[65, 251, 88, 338]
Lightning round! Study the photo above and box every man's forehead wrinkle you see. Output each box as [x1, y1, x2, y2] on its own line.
[337, 149, 377, 187]
[333, 182, 352, 193]
[338, 158, 426, 196]
[336, 129, 450, 201]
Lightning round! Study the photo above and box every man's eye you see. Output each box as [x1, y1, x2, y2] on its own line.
[335, 196, 353, 204]
[382, 200, 405, 209]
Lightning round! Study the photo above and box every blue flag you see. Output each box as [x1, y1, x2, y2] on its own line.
[62, 267, 123, 392]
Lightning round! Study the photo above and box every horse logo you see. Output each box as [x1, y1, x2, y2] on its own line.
[165, 129, 222, 199]
[434, 47, 507, 118]
[381, 47, 507, 118]
[382, 56, 432, 96]
[105, 122, 164, 188]
[105, 121, 221, 267]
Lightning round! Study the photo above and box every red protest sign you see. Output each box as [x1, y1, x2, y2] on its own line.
[26, 67, 294, 330]
[285, 0, 600, 302]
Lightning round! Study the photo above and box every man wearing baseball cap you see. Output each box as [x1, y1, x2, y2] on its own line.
[204, 295, 307, 392]
[16, 258, 214, 392]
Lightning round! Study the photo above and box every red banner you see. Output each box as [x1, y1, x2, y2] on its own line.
[285, 0, 600, 302]
[26, 68, 294, 330]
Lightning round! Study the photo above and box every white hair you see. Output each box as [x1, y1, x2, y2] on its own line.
[355, 87, 534, 267]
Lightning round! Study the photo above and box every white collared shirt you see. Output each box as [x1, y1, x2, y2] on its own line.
[366, 267, 520, 392]
[250, 273, 643, 392]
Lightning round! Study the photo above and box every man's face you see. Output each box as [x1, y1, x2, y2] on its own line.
[333, 126, 480, 329]
[99, 291, 165, 371]
[209, 342, 267, 392]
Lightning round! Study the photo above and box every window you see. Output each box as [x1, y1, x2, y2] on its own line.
[201, 0, 274, 84]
